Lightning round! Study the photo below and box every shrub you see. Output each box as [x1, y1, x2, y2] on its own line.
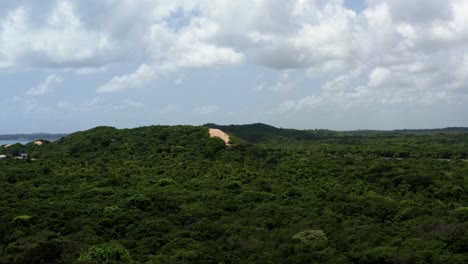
[125, 195, 151, 211]
[292, 230, 327, 250]
[12, 215, 34, 226]
[157, 178, 175, 187]
[78, 243, 132, 263]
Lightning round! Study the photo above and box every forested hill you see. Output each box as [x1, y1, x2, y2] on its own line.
[204, 123, 336, 143]
[0, 125, 232, 160]
[205, 123, 468, 159]
[2, 124, 468, 160]
[205, 123, 468, 143]
[1, 125, 467, 263]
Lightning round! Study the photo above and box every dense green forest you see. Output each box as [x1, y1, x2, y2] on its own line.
[0, 124, 467, 263]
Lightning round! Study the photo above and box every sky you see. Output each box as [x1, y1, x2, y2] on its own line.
[0, 0, 467, 133]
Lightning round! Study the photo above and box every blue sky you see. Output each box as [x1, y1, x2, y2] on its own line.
[1, 0, 467, 133]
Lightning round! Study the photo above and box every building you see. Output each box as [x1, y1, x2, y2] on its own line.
[20, 153, 28, 159]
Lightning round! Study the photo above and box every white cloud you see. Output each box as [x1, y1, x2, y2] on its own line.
[25, 74, 63, 96]
[175, 76, 185, 85]
[56, 100, 74, 110]
[124, 100, 144, 108]
[97, 64, 157, 93]
[276, 0, 468, 114]
[0, 0, 467, 120]
[386, 0, 452, 24]
[111, 100, 145, 111]
[0, 1, 117, 70]
[254, 72, 297, 92]
[145, 16, 246, 70]
[194, 105, 220, 115]
[270, 81, 296, 92]
[160, 104, 182, 114]
[99, 15, 244, 93]
[368, 67, 390, 88]
[278, 96, 324, 113]
[168, 44, 244, 69]
[81, 96, 106, 110]
[38, 96, 143, 113]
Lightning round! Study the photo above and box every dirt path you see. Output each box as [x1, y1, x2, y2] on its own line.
[209, 129, 230, 145]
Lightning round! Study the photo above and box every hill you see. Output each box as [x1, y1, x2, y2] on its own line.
[206, 123, 468, 159]
[204, 123, 336, 143]
[0, 124, 467, 263]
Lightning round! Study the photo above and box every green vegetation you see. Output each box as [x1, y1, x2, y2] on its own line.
[0, 124, 467, 263]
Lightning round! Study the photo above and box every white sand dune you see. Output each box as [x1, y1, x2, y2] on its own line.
[209, 129, 230, 145]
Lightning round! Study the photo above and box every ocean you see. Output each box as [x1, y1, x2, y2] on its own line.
[0, 140, 31, 146]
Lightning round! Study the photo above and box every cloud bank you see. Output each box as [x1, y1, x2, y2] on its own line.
[0, 0, 467, 130]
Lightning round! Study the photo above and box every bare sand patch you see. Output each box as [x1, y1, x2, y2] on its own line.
[209, 129, 230, 145]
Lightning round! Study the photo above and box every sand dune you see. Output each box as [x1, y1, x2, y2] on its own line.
[209, 129, 230, 145]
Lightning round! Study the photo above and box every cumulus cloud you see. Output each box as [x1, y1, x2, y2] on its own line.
[45, 96, 143, 113]
[97, 64, 156, 93]
[160, 104, 182, 114]
[25, 74, 63, 96]
[96, 0, 468, 97]
[194, 105, 220, 115]
[0, 1, 117, 70]
[254, 72, 297, 92]
[386, 0, 453, 24]
[169, 44, 244, 69]
[279, 96, 324, 113]
[277, 0, 468, 113]
[1, 0, 467, 116]
[368, 67, 390, 88]
[112, 100, 145, 111]
[98, 15, 244, 92]
[175, 76, 185, 85]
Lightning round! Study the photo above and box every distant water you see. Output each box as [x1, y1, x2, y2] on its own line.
[0, 140, 31, 146]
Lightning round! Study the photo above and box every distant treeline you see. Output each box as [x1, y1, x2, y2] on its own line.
[205, 123, 468, 141]
[340, 127, 468, 135]
[0, 133, 68, 141]
[204, 123, 337, 143]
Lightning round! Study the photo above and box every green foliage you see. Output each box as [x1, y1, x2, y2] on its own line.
[157, 178, 175, 187]
[12, 215, 34, 226]
[292, 229, 327, 249]
[0, 124, 467, 263]
[78, 243, 132, 263]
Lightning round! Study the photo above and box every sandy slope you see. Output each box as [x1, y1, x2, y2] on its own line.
[209, 129, 230, 145]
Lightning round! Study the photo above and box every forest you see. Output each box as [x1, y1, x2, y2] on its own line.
[0, 124, 467, 263]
